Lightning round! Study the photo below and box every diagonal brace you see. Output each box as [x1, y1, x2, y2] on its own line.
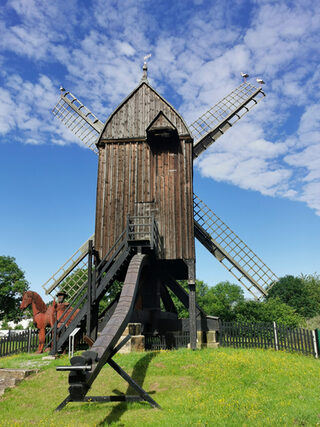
[55, 335, 160, 411]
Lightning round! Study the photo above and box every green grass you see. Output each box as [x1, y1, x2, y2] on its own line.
[0, 347, 320, 426]
[0, 352, 65, 371]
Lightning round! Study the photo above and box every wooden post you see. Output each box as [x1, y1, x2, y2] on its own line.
[312, 330, 318, 358]
[187, 260, 196, 350]
[273, 322, 278, 351]
[188, 282, 196, 350]
[27, 329, 32, 353]
[87, 240, 93, 338]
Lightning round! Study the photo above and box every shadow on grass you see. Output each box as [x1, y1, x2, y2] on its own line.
[97, 351, 158, 426]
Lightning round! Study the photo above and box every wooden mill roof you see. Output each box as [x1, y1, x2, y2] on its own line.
[98, 81, 192, 142]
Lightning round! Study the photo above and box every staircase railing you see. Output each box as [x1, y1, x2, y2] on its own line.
[45, 215, 161, 353]
[127, 215, 163, 257]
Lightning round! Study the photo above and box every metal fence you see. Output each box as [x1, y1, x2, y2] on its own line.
[0, 329, 46, 357]
[145, 331, 190, 350]
[220, 321, 318, 357]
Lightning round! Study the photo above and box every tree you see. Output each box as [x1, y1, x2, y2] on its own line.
[0, 256, 29, 321]
[59, 267, 123, 315]
[59, 268, 88, 299]
[301, 273, 320, 315]
[200, 281, 244, 320]
[165, 280, 209, 318]
[166, 280, 244, 320]
[234, 297, 303, 328]
[267, 275, 318, 318]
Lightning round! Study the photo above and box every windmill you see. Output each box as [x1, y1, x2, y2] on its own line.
[47, 61, 278, 409]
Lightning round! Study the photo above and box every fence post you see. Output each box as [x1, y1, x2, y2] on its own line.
[312, 330, 318, 358]
[315, 329, 320, 355]
[273, 322, 278, 351]
[27, 329, 32, 352]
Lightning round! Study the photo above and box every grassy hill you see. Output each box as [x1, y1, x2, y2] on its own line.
[0, 347, 319, 426]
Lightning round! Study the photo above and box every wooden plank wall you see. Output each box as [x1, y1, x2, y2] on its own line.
[95, 139, 194, 262]
[95, 80, 195, 264]
[95, 141, 152, 258]
[150, 139, 194, 260]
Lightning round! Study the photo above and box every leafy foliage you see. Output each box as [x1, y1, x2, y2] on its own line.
[58, 267, 319, 328]
[165, 280, 209, 318]
[199, 281, 245, 320]
[301, 273, 320, 315]
[99, 280, 123, 313]
[166, 280, 244, 320]
[0, 256, 29, 321]
[234, 297, 303, 327]
[59, 268, 88, 299]
[267, 275, 318, 318]
[166, 278, 306, 327]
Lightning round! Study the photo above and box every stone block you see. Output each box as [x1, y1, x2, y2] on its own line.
[130, 335, 145, 352]
[128, 323, 142, 336]
[117, 338, 132, 354]
[206, 330, 218, 343]
[207, 342, 219, 349]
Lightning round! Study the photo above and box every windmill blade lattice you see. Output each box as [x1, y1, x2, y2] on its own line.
[193, 193, 278, 299]
[50, 82, 277, 300]
[52, 91, 104, 154]
[42, 235, 94, 298]
[190, 82, 265, 159]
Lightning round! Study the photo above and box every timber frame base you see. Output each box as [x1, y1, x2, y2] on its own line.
[55, 335, 160, 411]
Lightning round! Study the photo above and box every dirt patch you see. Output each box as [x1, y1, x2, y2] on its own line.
[18, 360, 50, 369]
[181, 364, 196, 370]
[154, 362, 166, 369]
[149, 382, 168, 393]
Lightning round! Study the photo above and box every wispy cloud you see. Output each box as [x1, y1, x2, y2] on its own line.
[0, 0, 319, 214]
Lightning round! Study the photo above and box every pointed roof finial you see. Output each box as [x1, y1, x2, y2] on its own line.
[141, 53, 151, 82]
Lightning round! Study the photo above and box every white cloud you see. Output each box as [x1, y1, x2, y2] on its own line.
[196, 121, 291, 196]
[0, 0, 320, 215]
[0, 88, 16, 134]
[299, 182, 320, 215]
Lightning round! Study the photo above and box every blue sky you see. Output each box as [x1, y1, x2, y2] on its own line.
[0, 0, 319, 301]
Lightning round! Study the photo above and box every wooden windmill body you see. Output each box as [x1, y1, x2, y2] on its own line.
[95, 79, 195, 276]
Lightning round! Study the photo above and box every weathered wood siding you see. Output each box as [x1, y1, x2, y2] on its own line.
[95, 81, 195, 263]
[101, 83, 190, 140]
[95, 141, 153, 257]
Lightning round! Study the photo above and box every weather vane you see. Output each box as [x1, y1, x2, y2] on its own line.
[143, 53, 152, 64]
[141, 53, 152, 82]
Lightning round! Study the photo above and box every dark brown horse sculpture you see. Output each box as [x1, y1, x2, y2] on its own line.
[20, 291, 55, 353]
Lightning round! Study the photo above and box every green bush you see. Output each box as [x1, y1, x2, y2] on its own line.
[234, 297, 303, 327]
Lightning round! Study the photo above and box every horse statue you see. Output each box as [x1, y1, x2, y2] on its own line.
[20, 291, 55, 353]
[20, 290, 81, 354]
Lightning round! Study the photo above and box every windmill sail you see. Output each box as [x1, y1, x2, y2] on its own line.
[52, 91, 104, 154]
[50, 83, 277, 299]
[193, 194, 278, 299]
[42, 235, 94, 297]
[190, 82, 265, 159]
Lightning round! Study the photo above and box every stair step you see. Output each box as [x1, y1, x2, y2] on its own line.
[0, 369, 38, 398]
